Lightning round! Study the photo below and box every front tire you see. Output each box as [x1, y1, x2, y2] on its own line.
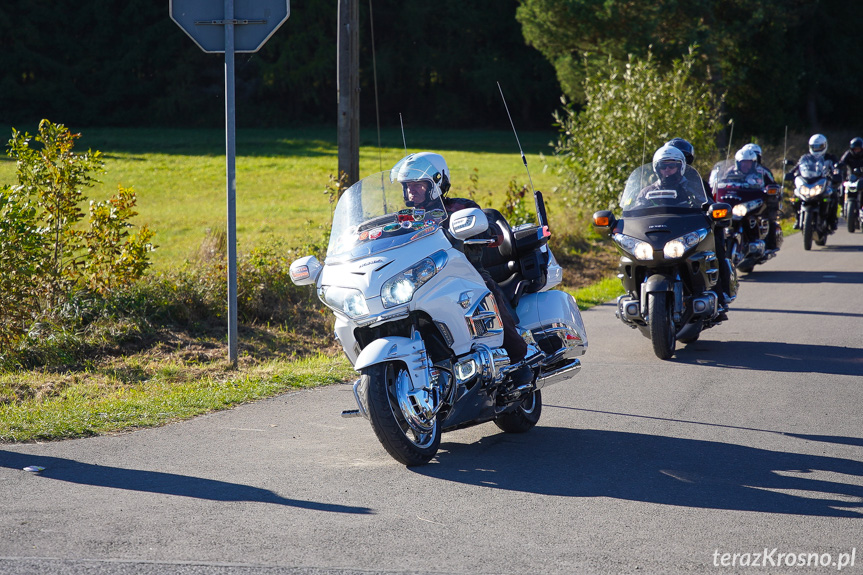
[847, 206, 857, 233]
[494, 390, 542, 433]
[364, 362, 441, 466]
[802, 210, 813, 250]
[649, 291, 675, 360]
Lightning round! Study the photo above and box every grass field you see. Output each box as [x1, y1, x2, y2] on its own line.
[0, 125, 564, 268]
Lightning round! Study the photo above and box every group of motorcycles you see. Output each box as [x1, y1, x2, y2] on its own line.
[591, 143, 853, 362]
[287, 142, 853, 466]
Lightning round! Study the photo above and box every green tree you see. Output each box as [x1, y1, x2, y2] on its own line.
[2, 120, 155, 346]
[551, 50, 721, 213]
[515, 0, 862, 135]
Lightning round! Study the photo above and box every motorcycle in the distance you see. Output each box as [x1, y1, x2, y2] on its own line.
[789, 154, 838, 250]
[290, 169, 587, 465]
[843, 167, 862, 233]
[709, 160, 782, 274]
[594, 163, 734, 360]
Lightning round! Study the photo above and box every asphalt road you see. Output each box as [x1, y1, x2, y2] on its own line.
[2, 227, 863, 575]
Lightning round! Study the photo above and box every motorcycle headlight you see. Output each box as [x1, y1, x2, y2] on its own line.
[319, 286, 369, 318]
[381, 257, 437, 308]
[663, 228, 708, 260]
[613, 233, 653, 260]
[731, 199, 762, 217]
[797, 184, 823, 198]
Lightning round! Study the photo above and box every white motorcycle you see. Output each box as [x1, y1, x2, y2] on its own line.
[290, 169, 587, 465]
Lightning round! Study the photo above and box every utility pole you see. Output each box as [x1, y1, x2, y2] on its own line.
[337, 0, 360, 189]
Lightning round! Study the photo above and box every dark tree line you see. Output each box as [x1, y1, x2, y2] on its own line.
[516, 0, 863, 138]
[0, 0, 559, 130]
[1, 0, 860, 135]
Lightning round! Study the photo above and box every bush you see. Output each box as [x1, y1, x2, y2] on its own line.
[1, 120, 154, 352]
[550, 49, 722, 214]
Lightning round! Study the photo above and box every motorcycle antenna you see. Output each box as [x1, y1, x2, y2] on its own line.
[497, 81, 535, 193]
[497, 82, 548, 230]
[781, 125, 788, 188]
[725, 119, 735, 164]
[641, 120, 648, 169]
[399, 113, 408, 155]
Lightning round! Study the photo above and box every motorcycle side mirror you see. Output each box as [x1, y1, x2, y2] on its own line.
[290, 255, 323, 286]
[784, 158, 794, 167]
[709, 203, 733, 227]
[592, 210, 616, 237]
[449, 207, 490, 240]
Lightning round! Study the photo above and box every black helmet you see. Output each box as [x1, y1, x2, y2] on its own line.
[666, 137, 695, 165]
[850, 137, 863, 152]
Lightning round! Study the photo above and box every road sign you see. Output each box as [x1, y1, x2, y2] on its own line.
[170, 0, 290, 364]
[170, 0, 289, 53]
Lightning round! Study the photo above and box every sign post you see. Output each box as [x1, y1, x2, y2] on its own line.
[170, 0, 289, 365]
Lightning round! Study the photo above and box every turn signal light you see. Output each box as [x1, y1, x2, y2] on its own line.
[594, 215, 610, 226]
[712, 208, 728, 219]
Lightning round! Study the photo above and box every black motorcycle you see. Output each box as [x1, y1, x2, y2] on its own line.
[593, 163, 734, 359]
[843, 167, 862, 233]
[790, 154, 838, 250]
[709, 160, 782, 273]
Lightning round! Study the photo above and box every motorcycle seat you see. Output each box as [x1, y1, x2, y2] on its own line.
[481, 209, 548, 307]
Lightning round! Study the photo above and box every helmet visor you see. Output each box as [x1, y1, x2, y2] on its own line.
[657, 160, 681, 174]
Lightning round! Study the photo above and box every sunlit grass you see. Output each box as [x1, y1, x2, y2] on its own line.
[566, 276, 625, 310]
[0, 354, 354, 442]
[0, 126, 561, 268]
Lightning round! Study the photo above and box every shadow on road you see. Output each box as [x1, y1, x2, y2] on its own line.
[740, 270, 863, 284]
[731, 307, 863, 319]
[550, 406, 863, 450]
[0, 451, 373, 515]
[414, 428, 863, 518]
[673, 340, 863, 376]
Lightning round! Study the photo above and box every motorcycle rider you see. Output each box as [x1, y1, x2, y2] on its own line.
[742, 143, 777, 185]
[839, 137, 863, 180]
[653, 141, 731, 320]
[730, 146, 781, 251]
[786, 134, 841, 230]
[391, 152, 532, 388]
[637, 144, 696, 202]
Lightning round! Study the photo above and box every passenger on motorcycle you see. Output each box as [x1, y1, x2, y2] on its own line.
[653, 142, 731, 319]
[391, 152, 532, 385]
[786, 133, 842, 230]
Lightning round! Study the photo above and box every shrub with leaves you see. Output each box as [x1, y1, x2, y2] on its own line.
[1, 120, 155, 349]
[499, 177, 535, 227]
[551, 49, 722, 214]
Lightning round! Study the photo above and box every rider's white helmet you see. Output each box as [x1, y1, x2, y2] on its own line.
[652, 145, 686, 176]
[735, 147, 757, 162]
[742, 143, 762, 163]
[735, 147, 758, 173]
[808, 134, 828, 157]
[390, 152, 451, 204]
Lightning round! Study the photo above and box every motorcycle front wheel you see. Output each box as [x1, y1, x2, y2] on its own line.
[363, 361, 441, 466]
[494, 390, 542, 433]
[649, 291, 675, 360]
[802, 211, 813, 250]
[847, 204, 859, 233]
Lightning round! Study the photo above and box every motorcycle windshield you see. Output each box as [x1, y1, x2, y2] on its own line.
[619, 163, 709, 217]
[798, 155, 826, 179]
[326, 170, 448, 262]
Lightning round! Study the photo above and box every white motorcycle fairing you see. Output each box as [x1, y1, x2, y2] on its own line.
[291, 169, 588, 465]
